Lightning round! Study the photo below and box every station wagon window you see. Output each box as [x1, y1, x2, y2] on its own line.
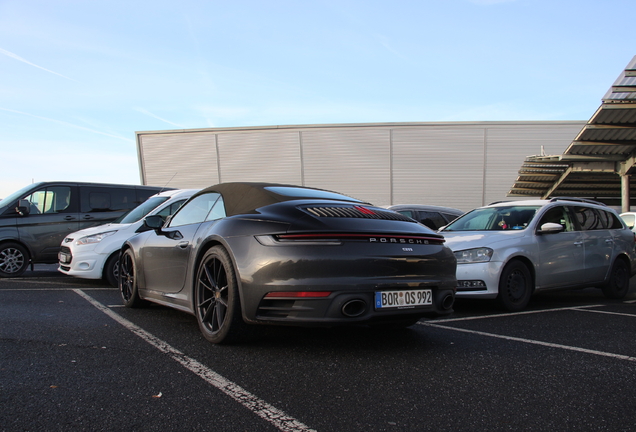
[24, 186, 72, 214]
[600, 210, 624, 229]
[169, 193, 221, 227]
[572, 206, 622, 230]
[443, 206, 539, 231]
[537, 206, 575, 231]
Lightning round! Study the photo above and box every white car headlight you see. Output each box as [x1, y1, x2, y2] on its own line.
[76, 230, 118, 245]
[454, 247, 493, 264]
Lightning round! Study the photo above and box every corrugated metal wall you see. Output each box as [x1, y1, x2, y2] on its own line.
[137, 121, 586, 212]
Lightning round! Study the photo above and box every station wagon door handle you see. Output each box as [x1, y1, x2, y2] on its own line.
[573, 241, 583, 247]
[177, 241, 189, 249]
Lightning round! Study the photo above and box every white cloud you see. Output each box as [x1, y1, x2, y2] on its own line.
[134, 107, 185, 128]
[0, 108, 133, 142]
[0, 47, 76, 81]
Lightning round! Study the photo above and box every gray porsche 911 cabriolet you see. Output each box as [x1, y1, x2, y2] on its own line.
[119, 182, 457, 344]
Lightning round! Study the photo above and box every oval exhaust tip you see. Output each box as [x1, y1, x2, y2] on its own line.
[341, 299, 367, 317]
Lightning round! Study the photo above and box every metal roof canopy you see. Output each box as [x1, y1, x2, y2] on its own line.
[508, 55, 636, 211]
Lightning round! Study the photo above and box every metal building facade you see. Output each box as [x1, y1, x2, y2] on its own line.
[136, 121, 586, 212]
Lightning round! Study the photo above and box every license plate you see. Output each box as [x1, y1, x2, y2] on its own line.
[375, 289, 432, 309]
[58, 252, 71, 264]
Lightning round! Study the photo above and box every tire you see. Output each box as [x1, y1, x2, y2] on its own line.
[119, 249, 144, 307]
[195, 246, 245, 344]
[497, 260, 533, 312]
[0, 242, 30, 278]
[104, 253, 120, 287]
[602, 259, 630, 300]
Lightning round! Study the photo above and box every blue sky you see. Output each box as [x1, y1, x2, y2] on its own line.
[1, 0, 634, 198]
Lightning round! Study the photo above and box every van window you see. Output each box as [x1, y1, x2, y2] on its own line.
[418, 211, 447, 229]
[25, 186, 72, 214]
[80, 187, 137, 212]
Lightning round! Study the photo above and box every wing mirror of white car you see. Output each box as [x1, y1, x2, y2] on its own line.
[538, 222, 564, 234]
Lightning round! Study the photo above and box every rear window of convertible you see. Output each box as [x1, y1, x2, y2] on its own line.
[265, 186, 362, 202]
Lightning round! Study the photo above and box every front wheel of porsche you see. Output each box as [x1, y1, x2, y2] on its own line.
[195, 246, 245, 344]
[119, 249, 144, 308]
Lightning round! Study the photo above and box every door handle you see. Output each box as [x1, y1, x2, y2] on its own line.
[64, 215, 76, 221]
[82, 215, 94, 220]
[177, 241, 189, 249]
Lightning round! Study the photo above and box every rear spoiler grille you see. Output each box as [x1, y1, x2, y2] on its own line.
[303, 206, 415, 222]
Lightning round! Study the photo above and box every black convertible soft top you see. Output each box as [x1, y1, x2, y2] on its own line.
[193, 182, 366, 216]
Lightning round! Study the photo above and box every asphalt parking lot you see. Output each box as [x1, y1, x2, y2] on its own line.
[2, 265, 636, 431]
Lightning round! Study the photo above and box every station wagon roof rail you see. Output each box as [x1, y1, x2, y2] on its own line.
[548, 197, 607, 206]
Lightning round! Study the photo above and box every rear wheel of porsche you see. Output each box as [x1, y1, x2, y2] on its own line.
[195, 246, 245, 344]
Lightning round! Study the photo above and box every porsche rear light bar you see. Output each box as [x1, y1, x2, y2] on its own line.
[264, 291, 332, 298]
[276, 233, 445, 245]
[255, 233, 445, 246]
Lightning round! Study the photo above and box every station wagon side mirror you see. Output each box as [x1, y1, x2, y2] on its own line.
[537, 222, 564, 234]
[16, 199, 30, 216]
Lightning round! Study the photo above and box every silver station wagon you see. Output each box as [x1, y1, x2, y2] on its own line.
[439, 198, 636, 311]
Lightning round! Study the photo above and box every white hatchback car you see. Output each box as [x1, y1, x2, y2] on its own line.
[440, 198, 636, 311]
[58, 189, 198, 286]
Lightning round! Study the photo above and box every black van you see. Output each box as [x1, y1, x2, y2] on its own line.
[0, 181, 169, 277]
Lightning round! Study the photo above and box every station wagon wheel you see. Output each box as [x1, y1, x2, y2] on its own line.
[0, 242, 29, 278]
[195, 246, 245, 344]
[602, 259, 629, 299]
[120, 249, 144, 307]
[497, 260, 533, 312]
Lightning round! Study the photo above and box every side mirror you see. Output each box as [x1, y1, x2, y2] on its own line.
[538, 222, 564, 234]
[16, 199, 30, 216]
[144, 215, 165, 231]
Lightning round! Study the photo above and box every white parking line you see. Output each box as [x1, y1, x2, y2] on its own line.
[429, 304, 604, 323]
[570, 308, 636, 318]
[73, 289, 316, 432]
[420, 306, 636, 363]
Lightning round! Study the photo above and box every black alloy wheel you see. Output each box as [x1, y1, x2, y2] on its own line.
[195, 246, 244, 344]
[120, 249, 143, 307]
[0, 242, 29, 278]
[602, 259, 630, 299]
[497, 260, 533, 312]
